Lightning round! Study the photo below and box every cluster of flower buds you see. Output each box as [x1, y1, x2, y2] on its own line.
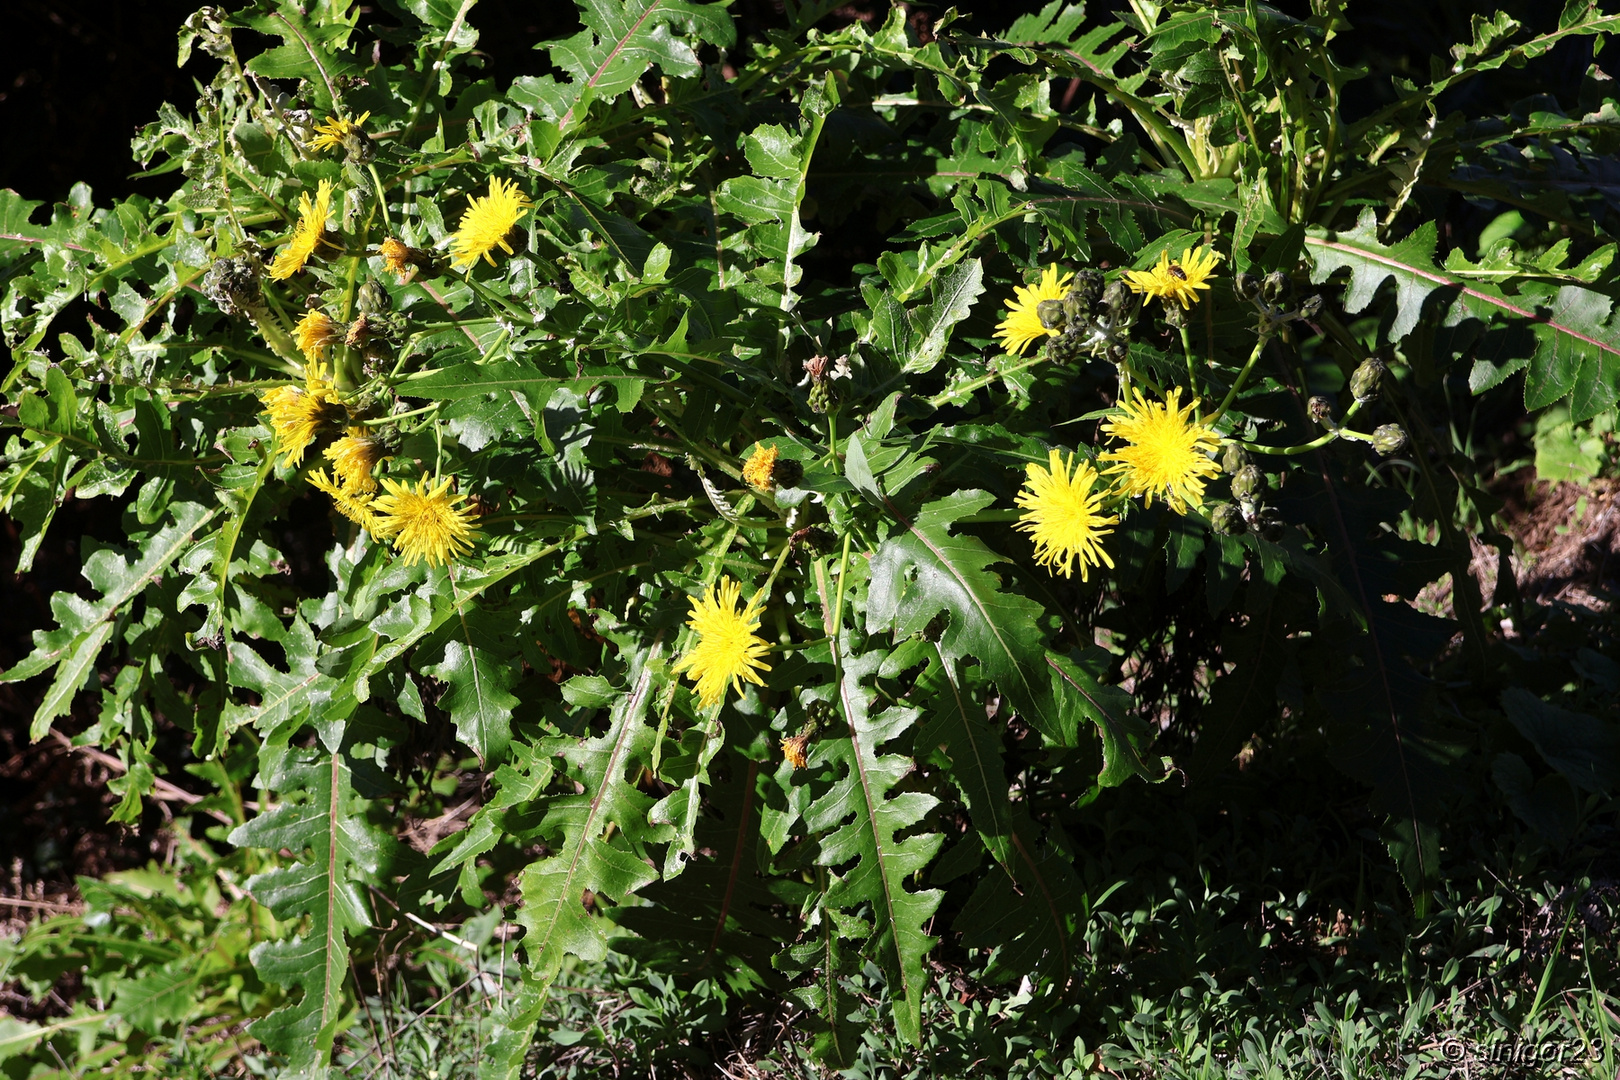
[1234, 270, 1323, 334]
[799, 353, 851, 414]
[1038, 270, 1138, 365]
[1211, 445, 1285, 539]
[348, 282, 409, 374]
[1308, 357, 1407, 456]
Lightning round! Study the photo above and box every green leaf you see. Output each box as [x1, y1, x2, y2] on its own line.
[1501, 687, 1620, 795]
[420, 638, 518, 765]
[913, 650, 1016, 866]
[545, 0, 737, 130]
[2, 502, 216, 740]
[229, 747, 400, 1075]
[807, 647, 942, 1046]
[902, 259, 985, 374]
[513, 651, 663, 995]
[1305, 209, 1620, 419]
[868, 489, 1071, 746]
[1045, 650, 1158, 786]
[613, 749, 798, 991]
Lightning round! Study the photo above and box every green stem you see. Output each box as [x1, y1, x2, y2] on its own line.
[1228, 399, 1367, 455]
[1179, 325, 1197, 391]
[359, 401, 439, 426]
[1205, 334, 1272, 426]
[367, 163, 391, 231]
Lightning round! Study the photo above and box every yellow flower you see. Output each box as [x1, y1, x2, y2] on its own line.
[323, 428, 389, 494]
[1099, 388, 1223, 514]
[742, 443, 779, 490]
[671, 577, 772, 710]
[294, 309, 340, 362]
[448, 178, 533, 270]
[370, 474, 480, 568]
[378, 236, 426, 283]
[1015, 448, 1118, 581]
[1122, 246, 1221, 309]
[308, 466, 382, 532]
[780, 733, 810, 769]
[994, 264, 1074, 356]
[308, 111, 369, 153]
[268, 179, 335, 280]
[260, 364, 341, 467]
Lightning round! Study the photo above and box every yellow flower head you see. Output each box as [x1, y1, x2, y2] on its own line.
[449, 178, 534, 270]
[370, 474, 480, 568]
[994, 264, 1074, 356]
[294, 309, 340, 362]
[378, 236, 427, 283]
[670, 576, 772, 710]
[308, 466, 382, 532]
[309, 111, 370, 153]
[780, 733, 811, 770]
[1122, 245, 1221, 309]
[742, 443, 780, 490]
[260, 364, 342, 467]
[268, 179, 335, 280]
[1015, 448, 1119, 581]
[323, 428, 389, 494]
[1099, 387, 1223, 514]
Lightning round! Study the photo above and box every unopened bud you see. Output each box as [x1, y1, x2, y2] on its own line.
[1210, 504, 1248, 535]
[358, 279, 391, 315]
[1163, 301, 1191, 329]
[1371, 423, 1408, 455]
[1105, 341, 1128, 365]
[1350, 357, 1386, 402]
[1262, 271, 1291, 303]
[1307, 395, 1335, 424]
[1234, 270, 1260, 301]
[1297, 294, 1324, 319]
[1257, 509, 1286, 541]
[202, 255, 263, 317]
[1037, 298, 1066, 331]
[1221, 444, 1251, 474]
[1101, 279, 1132, 315]
[1064, 270, 1105, 325]
[1047, 330, 1086, 365]
[1230, 465, 1265, 501]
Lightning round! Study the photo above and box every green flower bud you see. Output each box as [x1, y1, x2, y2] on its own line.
[1037, 298, 1066, 331]
[1221, 444, 1251, 474]
[1230, 464, 1266, 501]
[1101, 279, 1132, 315]
[1350, 356, 1386, 403]
[1257, 509, 1286, 542]
[1297, 294, 1324, 319]
[1307, 395, 1335, 424]
[1262, 271, 1291, 303]
[1210, 504, 1248, 535]
[1104, 340, 1128, 365]
[1065, 270, 1104, 314]
[1046, 330, 1087, 366]
[357, 279, 392, 315]
[1372, 423, 1408, 455]
[808, 380, 834, 414]
[1234, 270, 1260, 301]
[1163, 301, 1191, 329]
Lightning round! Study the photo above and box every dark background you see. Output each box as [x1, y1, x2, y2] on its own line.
[0, 0, 1590, 203]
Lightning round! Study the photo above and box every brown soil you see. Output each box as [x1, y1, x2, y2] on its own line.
[1500, 476, 1619, 613]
